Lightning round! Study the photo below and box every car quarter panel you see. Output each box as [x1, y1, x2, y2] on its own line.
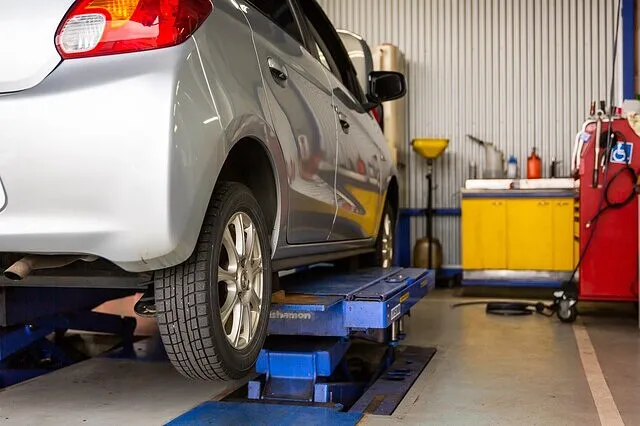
[162, 1, 287, 270]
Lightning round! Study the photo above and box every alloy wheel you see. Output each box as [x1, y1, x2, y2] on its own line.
[381, 212, 393, 268]
[216, 212, 263, 350]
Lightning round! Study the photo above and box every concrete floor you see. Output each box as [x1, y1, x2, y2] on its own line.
[365, 290, 639, 426]
[0, 288, 637, 425]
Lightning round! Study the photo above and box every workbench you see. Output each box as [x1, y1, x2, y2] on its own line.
[461, 179, 578, 287]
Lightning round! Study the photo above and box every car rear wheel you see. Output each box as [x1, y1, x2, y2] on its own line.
[360, 199, 395, 268]
[155, 182, 272, 381]
[379, 205, 395, 268]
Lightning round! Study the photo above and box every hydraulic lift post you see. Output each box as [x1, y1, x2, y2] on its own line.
[242, 266, 436, 414]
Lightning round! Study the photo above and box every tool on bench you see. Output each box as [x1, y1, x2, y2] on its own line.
[593, 108, 604, 187]
[467, 134, 505, 179]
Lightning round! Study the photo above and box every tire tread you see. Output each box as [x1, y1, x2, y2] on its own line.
[155, 182, 247, 381]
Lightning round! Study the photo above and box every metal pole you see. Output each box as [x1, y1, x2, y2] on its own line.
[426, 160, 434, 270]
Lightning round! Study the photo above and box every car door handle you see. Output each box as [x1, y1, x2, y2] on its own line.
[267, 57, 288, 82]
[337, 112, 350, 132]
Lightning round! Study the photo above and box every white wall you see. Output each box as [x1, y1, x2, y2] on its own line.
[319, 0, 621, 266]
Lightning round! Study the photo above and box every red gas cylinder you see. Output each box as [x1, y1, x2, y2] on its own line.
[527, 147, 542, 179]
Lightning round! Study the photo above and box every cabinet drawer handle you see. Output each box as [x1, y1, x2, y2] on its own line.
[538, 201, 548, 206]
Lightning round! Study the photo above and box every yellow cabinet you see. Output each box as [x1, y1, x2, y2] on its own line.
[461, 193, 576, 272]
[506, 199, 553, 270]
[461, 199, 507, 269]
[552, 199, 575, 270]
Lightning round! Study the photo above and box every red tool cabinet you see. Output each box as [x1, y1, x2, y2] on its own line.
[575, 115, 639, 302]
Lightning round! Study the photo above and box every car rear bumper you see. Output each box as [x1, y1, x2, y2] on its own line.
[0, 42, 220, 273]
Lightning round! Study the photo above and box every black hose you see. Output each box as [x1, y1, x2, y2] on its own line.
[587, 164, 638, 228]
[450, 301, 554, 317]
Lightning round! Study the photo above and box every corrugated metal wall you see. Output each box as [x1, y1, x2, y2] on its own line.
[318, 0, 621, 266]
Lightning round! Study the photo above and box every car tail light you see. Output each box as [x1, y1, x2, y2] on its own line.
[55, 0, 213, 59]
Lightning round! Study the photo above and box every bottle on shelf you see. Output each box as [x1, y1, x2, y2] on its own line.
[506, 155, 518, 178]
[527, 147, 541, 179]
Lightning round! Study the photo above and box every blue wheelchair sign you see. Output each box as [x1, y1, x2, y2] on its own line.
[610, 142, 633, 164]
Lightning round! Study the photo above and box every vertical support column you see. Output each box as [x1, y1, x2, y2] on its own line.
[398, 317, 406, 340]
[425, 160, 434, 270]
[395, 210, 412, 267]
[622, 0, 635, 100]
[390, 320, 399, 347]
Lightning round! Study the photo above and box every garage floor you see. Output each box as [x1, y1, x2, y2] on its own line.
[0, 289, 637, 425]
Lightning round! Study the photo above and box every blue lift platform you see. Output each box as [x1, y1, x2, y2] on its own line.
[0, 266, 436, 424]
[169, 266, 437, 424]
[0, 286, 137, 388]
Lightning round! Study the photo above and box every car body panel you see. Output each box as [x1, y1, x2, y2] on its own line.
[0, 0, 73, 93]
[295, 1, 391, 242]
[166, 2, 286, 267]
[331, 82, 385, 240]
[246, 5, 340, 244]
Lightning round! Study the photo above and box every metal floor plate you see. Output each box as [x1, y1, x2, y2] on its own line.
[349, 346, 437, 415]
[166, 401, 363, 426]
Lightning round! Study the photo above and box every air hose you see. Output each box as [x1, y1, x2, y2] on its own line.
[450, 300, 555, 317]
[587, 163, 638, 228]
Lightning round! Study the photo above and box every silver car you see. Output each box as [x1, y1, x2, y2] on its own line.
[0, 0, 406, 380]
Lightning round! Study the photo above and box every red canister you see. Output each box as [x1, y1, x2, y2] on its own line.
[527, 147, 541, 179]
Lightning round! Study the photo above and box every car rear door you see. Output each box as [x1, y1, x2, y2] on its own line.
[297, 1, 386, 241]
[245, 0, 339, 244]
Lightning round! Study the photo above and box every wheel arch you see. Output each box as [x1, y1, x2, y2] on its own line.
[216, 135, 281, 242]
[215, 112, 288, 258]
[386, 175, 400, 220]
[167, 114, 287, 271]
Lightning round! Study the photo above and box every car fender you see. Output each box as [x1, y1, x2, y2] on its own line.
[164, 10, 287, 267]
[222, 113, 288, 256]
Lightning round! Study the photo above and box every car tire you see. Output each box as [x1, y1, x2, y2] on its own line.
[361, 199, 395, 268]
[155, 181, 272, 381]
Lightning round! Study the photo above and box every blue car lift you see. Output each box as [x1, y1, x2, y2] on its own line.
[170, 266, 436, 424]
[0, 286, 138, 388]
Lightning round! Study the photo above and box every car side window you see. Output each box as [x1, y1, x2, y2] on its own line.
[298, 1, 366, 104]
[312, 40, 332, 72]
[304, 19, 341, 78]
[248, 0, 303, 44]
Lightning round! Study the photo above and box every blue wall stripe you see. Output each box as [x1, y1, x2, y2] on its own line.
[622, 0, 635, 100]
[401, 208, 461, 217]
